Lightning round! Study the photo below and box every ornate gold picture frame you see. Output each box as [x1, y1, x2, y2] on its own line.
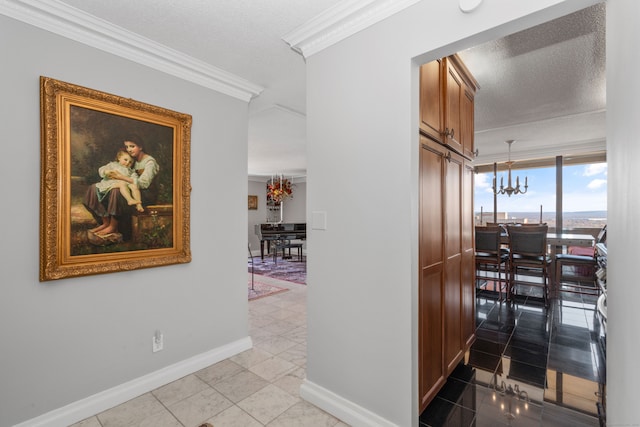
[248, 195, 258, 210]
[40, 77, 192, 281]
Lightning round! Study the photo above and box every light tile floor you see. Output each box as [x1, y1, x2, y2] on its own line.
[72, 276, 349, 427]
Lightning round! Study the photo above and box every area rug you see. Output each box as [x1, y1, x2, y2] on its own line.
[248, 280, 289, 300]
[248, 255, 306, 284]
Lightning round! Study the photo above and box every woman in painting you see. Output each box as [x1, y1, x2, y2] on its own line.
[83, 135, 159, 239]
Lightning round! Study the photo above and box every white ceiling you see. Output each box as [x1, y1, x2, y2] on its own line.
[31, 0, 605, 178]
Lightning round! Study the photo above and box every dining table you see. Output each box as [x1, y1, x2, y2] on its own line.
[546, 233, 595, 248]
[499, 232, 595, 248]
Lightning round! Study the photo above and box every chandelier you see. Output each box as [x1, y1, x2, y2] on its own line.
[493, 380, 529, 420]
[493, 140, 528, 197]
[267, 174, 293, 204]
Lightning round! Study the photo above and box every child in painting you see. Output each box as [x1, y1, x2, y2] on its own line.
[83, 135, 159, 239]
[94, 150, 144, 214]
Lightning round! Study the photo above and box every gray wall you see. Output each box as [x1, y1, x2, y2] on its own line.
[0, 16, 250, 426]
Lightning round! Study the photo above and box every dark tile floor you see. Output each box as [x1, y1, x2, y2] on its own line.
[420, 284, 606, 426]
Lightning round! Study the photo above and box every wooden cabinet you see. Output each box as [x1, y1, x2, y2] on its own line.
[418, 53, 477, 412]
[461, 160, 475, 350]
[419, 55, 478, 160]
[419, 138, 446, 408]
[460, 84, 475, 160]
[419, 59, 444, 144]
[418, 136, 475, 412]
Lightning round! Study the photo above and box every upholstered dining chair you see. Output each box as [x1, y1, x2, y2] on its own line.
[475, 225, 509, 300]
[506, 224, 552, 305]
[554, 225, 606, 297]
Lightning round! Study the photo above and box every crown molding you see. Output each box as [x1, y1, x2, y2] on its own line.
[249, 103, 306, 119]
[282, 0, 420, 58]
[0, 0, 263, 102]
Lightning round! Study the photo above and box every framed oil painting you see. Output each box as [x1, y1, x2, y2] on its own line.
[40, 76, 192, 281]
[248, 195, 258, 210]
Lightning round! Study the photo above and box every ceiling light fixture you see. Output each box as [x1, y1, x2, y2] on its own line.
[493, 140, 528, 197]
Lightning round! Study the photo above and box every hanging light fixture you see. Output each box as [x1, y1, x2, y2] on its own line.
[267, 174, 293, 205]
[493, 140, 528, 197]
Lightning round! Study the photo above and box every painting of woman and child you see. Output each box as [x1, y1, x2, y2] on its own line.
[40, 77, 191, 280]
[71, 106, 174, 254]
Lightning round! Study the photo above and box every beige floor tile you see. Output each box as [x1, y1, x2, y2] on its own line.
[253, 335, 298, 355]
[281, 311, 306, 325]
[207, 404, 263, 427]
[152, 374, 210, 406]
[212, 369, 270, 403]
[249, 313, 278, 327]
[268, 297, 302, 308]
[230, 347, 274, 369]
[69, 417, 102, 427]
[281, 326, 307, 344]
[249, 356, 297, 382]
[272, 368, 305, 398]
[248, 326, 277, 344]
[268, 307, 300, 321]
[137, 410, 183, 427]
[167, 387, 233, 427]
[277, 343, 307, 366]
[249, 302, 282, 315]
[237, 384, 299, 424]
[285, 302, 307, 313]
[97, 393, 167, 427]
[195, 359, 245, 385]
[261, 319, 298, 336]
[267, 400, 341, 427]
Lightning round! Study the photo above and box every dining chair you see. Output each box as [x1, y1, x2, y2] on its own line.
[506, 224, 552, 305]
[273, 235, 303, 265]
[475, 225, 509, 300]
[554, 225, 606, 297]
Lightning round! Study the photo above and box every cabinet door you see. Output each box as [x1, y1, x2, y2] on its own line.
[460, 87, 475, 160]
[419, 59, 444, 143]
[461, 160, 476, 349]
[444, 149, 464, 374]
[444, 60, 463, 154]
[419, 136, 446, 411]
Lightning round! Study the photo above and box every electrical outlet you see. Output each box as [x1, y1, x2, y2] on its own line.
[152, 330, 164, 353]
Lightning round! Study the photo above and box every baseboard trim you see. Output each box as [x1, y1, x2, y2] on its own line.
[14, 336, 253, 427]
[300, 379, 398, 427]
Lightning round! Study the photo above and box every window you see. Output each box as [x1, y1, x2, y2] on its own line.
[561, 162, 607, 230]
[474, 155, 607, 232]
[474, 166, 555, 226]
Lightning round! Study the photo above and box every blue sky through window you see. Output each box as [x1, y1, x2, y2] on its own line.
[474, 162, 607, 214]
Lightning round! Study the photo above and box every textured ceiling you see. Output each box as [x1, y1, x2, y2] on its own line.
[459, 3, 606, 164]
[55, 1, 606, 176]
